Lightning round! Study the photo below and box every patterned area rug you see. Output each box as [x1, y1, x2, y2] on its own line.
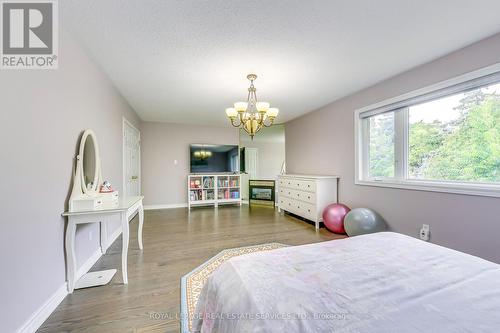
[180, 243, 288, 333]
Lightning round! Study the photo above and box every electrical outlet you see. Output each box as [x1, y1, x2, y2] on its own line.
[420, 224, 430, 241]
[174, 159, 178, 165]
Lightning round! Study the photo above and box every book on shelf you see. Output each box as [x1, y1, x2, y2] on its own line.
[217, 178, 229, 187]
[216, 189, 239, 199]
[203, 189, 215, 200]
[229, 179, 239, 187]
[190, 189, 201, 201]
[203, 177, 214, 188]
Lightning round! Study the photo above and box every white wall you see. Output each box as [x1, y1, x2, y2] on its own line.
[285, 33, 500, 263]
[0, 31, 141, 332]
[141, 121, 239, 207]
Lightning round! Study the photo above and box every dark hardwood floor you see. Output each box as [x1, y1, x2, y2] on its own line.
[38, 205, 345, 333]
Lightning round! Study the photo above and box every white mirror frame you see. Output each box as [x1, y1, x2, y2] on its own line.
[79, 130, 101, 195]
[70, 130, 102, 210]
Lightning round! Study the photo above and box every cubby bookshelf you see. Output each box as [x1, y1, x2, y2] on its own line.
[188, 174, 241, 209]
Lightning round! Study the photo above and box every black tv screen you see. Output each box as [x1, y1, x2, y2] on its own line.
[189, 144, 239, 173]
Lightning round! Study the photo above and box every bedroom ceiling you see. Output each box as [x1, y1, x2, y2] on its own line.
[61, 1, 500, 126]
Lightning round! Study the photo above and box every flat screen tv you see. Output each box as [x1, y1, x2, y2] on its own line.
[190, 144, 239, 173]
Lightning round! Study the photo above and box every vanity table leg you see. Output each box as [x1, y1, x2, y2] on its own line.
[65, 220, 77, 293]
[121, 211, 129, 284]
[138, 203, 144, 250]
[100, 220, 108, 254]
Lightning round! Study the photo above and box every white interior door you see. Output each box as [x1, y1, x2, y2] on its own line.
[245, 148, 258, 179]
[123, 119, 141, 197]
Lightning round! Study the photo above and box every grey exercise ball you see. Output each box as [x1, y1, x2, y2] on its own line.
[344, 208, 387, 236]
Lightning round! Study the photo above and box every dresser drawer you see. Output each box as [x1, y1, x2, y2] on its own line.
[280, 178, 300, 189]
[279, 197, 294, 212]
[281, 188, 316, 204]
[298, 190, 315, 204]
[280, 197, 317, 221]
[279, 187, 295, 198]
[298, 179, 316, 192]
[294, 199, 316, 219]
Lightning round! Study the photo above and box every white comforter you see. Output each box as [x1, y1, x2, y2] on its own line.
[193, 232, 500, 332]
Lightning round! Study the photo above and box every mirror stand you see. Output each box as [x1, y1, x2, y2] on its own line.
[69, 129, 111, 212]
[69, 154, 103, 211]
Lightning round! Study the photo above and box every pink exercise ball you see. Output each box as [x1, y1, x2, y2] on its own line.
[323, 203, 351, 234]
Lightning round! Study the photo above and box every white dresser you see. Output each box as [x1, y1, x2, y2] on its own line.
[278, 174, 339, 229]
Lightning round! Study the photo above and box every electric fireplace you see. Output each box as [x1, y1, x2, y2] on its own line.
[249, 180, 275, 206]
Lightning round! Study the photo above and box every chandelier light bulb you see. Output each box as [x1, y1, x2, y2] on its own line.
[256, 102, 270, 112]
[267, 108, 279, 118]
[225, 107, 237, 118]
[234, 102, 248, 112]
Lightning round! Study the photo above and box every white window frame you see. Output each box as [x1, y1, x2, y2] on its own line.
[355, 63, 500, 198]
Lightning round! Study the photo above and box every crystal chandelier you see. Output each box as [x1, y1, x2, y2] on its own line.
[225, 74, 279, 140]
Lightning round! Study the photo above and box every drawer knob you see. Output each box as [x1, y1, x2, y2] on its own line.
[308, 196, 310, 199]
[308, 209, 311, 212]
[288, 203, 291, 206]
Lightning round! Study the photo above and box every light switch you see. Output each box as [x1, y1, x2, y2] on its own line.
[174, 159, 178, 165]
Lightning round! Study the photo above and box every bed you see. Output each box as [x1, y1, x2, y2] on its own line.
[193, 232, 500, 332]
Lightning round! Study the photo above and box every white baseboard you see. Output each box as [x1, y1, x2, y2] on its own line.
[144, 203, 188, 210]
[241, 200, 278, 206]
[17, 230, 124, 333]
[17, 283, 68, 333]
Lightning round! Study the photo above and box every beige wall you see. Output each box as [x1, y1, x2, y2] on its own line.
[240, 125, 286, 180]
[241, 141, 286, 179]
[285, 33, 500, 263]
[0, 31, 141, 332]
[141, 122, 239, 206]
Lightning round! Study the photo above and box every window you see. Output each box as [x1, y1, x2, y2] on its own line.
[356, 65, 500, 197]
[368, 112, 395, 179]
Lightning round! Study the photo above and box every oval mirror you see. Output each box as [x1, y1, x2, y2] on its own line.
[79, 130, 100, 194]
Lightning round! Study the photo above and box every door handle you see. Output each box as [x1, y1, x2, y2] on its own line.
[131, 176, 138, 180]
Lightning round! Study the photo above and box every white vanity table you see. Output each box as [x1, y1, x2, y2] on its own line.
[62, 196, 144, 293]
[63, 129, 144, 293]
